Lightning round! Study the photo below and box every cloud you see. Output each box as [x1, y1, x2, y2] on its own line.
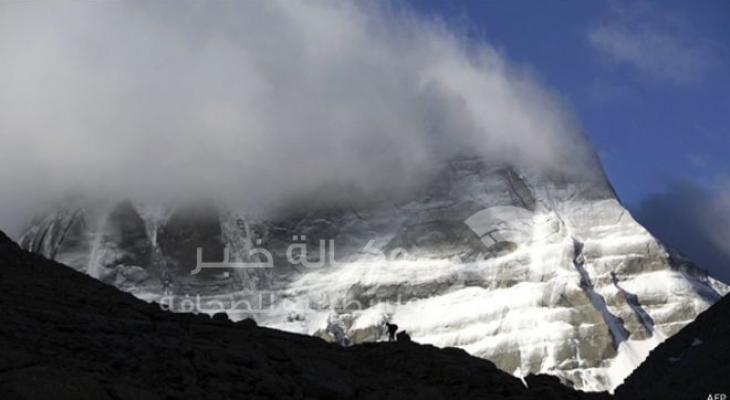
[686, 153, 709, 169]
[0, 1, 593, 236]
[587, 3, 718, 85]
[633, 179, 730, 283]
[587, 79, 631, 105]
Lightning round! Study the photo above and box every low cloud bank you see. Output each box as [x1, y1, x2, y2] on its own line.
[0, 1, 590, 235]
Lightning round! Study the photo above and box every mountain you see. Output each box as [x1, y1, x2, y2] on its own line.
[614, 286, 730, 399]
[18, 153, 728, 391]
[0, 230, 607, 400]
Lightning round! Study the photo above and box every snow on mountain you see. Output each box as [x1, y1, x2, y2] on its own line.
[18, 155, 728, 392]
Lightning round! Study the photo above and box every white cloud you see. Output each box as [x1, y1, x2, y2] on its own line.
[588, 4, 717, 85]
[0, 1, 593, 235]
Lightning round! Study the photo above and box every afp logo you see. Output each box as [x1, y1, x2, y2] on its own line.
[707, 394, 727, 400]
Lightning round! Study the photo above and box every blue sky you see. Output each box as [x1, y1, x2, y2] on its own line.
[405, 0, 730, 280]
[405, 0, 729, 205]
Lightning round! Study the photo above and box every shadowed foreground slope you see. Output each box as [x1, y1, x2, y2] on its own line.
[0, 231, 605, 400]
[615, 291, 730, 399]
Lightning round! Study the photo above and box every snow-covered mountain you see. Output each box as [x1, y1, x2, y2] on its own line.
[19, 153, 728, 392]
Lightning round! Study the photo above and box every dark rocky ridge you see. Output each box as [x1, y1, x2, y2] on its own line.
[3, 227, 729, 399]
[0, 230, 606, 400]
[614, 288, 730, 399]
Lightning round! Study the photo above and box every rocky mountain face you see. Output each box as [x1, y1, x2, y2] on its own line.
[614, 284, 730, 399]
[18, 155, 728, 392]
[0, 230, 607, 400]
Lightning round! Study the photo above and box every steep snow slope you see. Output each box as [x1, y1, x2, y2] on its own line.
[19, 156, 728, 391]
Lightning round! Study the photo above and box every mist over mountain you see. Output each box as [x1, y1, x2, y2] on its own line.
[0, 0, 595, 235]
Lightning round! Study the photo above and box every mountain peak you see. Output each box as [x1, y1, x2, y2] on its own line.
[16, 156, 728, 391]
